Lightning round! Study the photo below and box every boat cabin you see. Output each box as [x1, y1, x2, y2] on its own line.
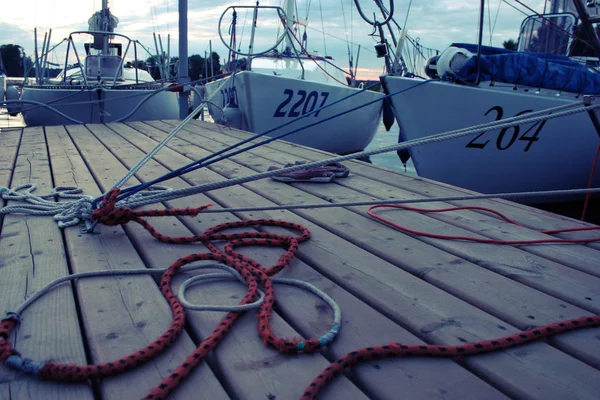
[85, 55, 123, 81]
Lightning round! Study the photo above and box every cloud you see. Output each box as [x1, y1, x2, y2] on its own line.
[0, 1, 552, 79]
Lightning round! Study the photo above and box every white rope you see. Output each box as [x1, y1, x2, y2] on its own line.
[122, 101, 600, 209]
[191, 187, 600, 213]
[0, 184, 169, 228]
[110, 75, 236, 191]
[5, 262, 342, 344]
[2, 100, 598, 225]
[0, 184, 94, 228]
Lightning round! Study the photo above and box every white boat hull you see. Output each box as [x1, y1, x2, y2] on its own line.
[204, 71, 383, 154]
[20, 86, 179, 126]
[381, 76, 600, 203]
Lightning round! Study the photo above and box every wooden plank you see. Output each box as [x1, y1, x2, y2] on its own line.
[157, 119, 600, 278]
[0, 127, 94, 399]
[122, 121, 600, 398]
[95, 121, 509, 399]
[44, 124, 230, 400]
[0, 128, 20, 188]
[68, 123, 368, 400]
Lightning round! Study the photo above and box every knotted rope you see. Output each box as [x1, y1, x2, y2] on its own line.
[0, 184, 93, 228]
[0, 188, 341, 400]
[0, 184, 173, 229]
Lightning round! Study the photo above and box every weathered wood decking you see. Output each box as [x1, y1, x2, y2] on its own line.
[0, 119, 599, 399]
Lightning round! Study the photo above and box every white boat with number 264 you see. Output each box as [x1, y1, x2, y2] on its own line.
[381, 0, 600, 203]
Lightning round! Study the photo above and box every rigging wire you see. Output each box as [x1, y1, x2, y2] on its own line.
[491, 0, 503, 40]
[487, 0, 493, 45]
[318, 0, 328, 55]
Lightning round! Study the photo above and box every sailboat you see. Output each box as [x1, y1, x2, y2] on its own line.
[15, 0, 179, 126]
[203, 0, 384, 155]
[380, 0, 600, 204]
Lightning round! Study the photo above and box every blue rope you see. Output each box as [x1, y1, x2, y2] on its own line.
[5, 355, 45, 375]
[93, 78, 434, 208]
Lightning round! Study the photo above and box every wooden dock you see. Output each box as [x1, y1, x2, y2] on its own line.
[1, 119, 599, 399]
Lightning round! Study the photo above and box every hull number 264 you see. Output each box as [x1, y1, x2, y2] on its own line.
[466, 105, 547, 151]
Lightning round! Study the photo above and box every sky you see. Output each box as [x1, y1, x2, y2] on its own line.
[0, 0, 548, 79]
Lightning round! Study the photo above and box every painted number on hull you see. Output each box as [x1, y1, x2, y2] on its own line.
[466, 105, 547, 151]
[273, 89, 329, 118]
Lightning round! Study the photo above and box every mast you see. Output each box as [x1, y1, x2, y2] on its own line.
[178, 0, 190, 119]
[284, 0, 296, 53]
[102, 0, 109, 55]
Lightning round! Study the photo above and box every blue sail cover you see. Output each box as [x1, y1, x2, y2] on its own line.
[452, 43, 600, 94]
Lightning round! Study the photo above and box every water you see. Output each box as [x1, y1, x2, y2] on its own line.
[364, 122, 417, 175]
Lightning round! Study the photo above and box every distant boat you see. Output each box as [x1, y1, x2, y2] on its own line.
[14, 0, 178, 126]
[203, 0, 383, 155]
[380, 0, 600, 203]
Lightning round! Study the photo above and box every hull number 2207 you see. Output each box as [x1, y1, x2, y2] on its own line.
[273, 89, 330, 118]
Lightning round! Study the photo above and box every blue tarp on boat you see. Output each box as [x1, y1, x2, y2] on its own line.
[450, 43, 600, 95]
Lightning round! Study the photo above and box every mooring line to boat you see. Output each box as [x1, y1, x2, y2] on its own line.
[3, 182, 599, 230]
[1, 97, 595, 226]
[107, 74, 237, 193]
[111, 100, 600, 211]
[183, 187, 600, 214]
[108, 81, 585, 208]
[581, 143, 600, 220]
[110, 79, 384, 204]
[1, 99, 85, 124]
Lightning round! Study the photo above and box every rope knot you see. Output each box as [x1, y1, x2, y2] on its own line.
[90, 188, 135, 226]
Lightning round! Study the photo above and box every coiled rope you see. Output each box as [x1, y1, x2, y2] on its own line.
[0, 188, 341, 400]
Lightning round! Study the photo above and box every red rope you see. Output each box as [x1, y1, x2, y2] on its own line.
[581, 143, 600, 221]
[299, 204, 600, 399]
[0, 188, 323, 400]
[301, 315, 600, 399]
[367, 204, 600, 244]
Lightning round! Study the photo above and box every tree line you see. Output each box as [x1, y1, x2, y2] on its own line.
[0, 43, 246, 81]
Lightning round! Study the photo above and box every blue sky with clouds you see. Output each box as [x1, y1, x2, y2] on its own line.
[0, 1, 547, 78]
